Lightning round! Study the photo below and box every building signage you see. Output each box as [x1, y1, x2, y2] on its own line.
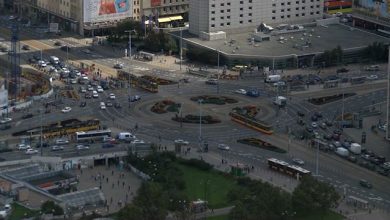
[358, 0, 389, 18]
[151, 0, 161, 7]
[84, 0, 132, 23]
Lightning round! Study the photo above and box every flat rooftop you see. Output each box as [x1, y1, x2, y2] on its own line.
[184, 24, 390, 57]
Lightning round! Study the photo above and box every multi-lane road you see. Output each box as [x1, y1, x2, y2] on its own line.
[0, 17, 390, 210]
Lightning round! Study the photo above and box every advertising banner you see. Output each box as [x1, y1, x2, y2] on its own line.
[84, 0, 132, 23]
[358, 0, 389, 18]
[0, 87, 8, 109]
[151, 0, 161, 7]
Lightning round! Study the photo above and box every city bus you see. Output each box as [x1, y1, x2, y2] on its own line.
[75, 130, 111, 142]
[267, 158, 311, 180]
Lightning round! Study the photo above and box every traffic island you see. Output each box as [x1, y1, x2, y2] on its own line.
[151, 100, 181, 114]
[237, 138, 286, 153]
[232, 105, 259, 118]
[172, 114, 221, 124]
[190, 95, 238, 105]
[141, 75, 177, 85]
[308, 93, 356, 105]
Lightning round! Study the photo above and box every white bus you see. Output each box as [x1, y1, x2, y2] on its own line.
[75, 130, 111, 142]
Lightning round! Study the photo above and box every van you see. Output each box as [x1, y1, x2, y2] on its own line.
[118, 132, 136, 142]
[50, 56, 60, 64]
[265, 75, 281, 83]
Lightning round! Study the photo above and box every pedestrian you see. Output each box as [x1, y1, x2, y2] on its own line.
[123, 181, 125, 188]
[128, 185, 131, 191]
[112, 183, 114, 188]
[106, 177, 109, 183]
[112, 170, 114, 176]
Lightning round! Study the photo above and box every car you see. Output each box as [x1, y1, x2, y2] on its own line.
[37, 60, 47, 67]
[102, 143, 115, 148]
[314, 112, 323, 118]
[106, 102, 113, 107]
[76, 144, 90, 150]
[61, 107, 72, 113]
[129, 95, 141, 102]
[85, 93, 92, 99]
[109, 93, 116, 100]
[92, 91, 99, 98]
[361, 154, 371, 160]
[35, 142, 49, 148]
[0, 117, 12, 124]
[306, 126, 313, 133]
[377, 169, 389, 176]
[131, 139, 145, 144]
[103, 136, 118, 143]
[323, 134, 332, 140]
[0, 204, 11, 218]
[55, 138, 69, 145]
[21, 114, 34, 119]
[205, 79, 219, 85]
[273, 81, 286, 87]
[79, 87, 87, 93]
[347, 156, 357, 163]
[246, 90, 260, 97]
[217, 144, 230, 151]
[297, 119, 305, 126]
[114, 103, 122, 109]
[174, 139, 190, 145]
[311, 122, 318, 128]
[82, 49, 92, 54]
[25, 149, 39, 154]
[365, 65, 379, 71]
[333, 129, 342, 135]
[21, 45, 30, 50]
[366, 75, 378, 80]
[51, 145, 64, 151]
[54, 41, 62, 46]
[87, 85, 94, 91]
[297, 111, 305, 117]
[114, 63, 124, 69]
[100, 102, 106, 110]
[325, 120, 333, 127]
[97, 86, 104, 93]
[336, 68, 349, 73]
[292, 158, 305, 165]
[80, 101, 87, 107]
[17, 144, 31, 150]
[359, 179, 373, 189]
[311, 115, 318, 122]
[319, 123, 327, 129]
[234, 89, 247, 95]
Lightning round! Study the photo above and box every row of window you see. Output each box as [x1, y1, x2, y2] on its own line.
[163, 0, 186, 3]
[272, 0, 320, 7]
[211, 7, 253, 14]
[210, 19, 253, 28]
[211, 0, 253, 7]
[272, 5, 321, 12]
[271, 11, 320, 19]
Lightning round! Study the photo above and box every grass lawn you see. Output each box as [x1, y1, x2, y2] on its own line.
[9, 203, 39, 220]
[207, 214, 229, 220]
[293, 210, 345, 220]
[176, 164, 238, 209]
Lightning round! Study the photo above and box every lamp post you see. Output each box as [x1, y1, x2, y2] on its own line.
[180, 28, 183, 71]
[198, 99, 203, 151]
[40, 108, 43, 156]
[125, 30, 136, 59]
[217, 50, 220, 94]
[127, 72, 131, 108]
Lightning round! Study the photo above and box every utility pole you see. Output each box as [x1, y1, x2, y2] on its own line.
[180, 28, 183, 71]
[125, 30, 135, 59]
[40, 108, 43, 156]
[199, 99, 203, 151]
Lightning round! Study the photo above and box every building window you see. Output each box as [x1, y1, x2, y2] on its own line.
[281, 16, 284, 19]
[220, 23, 224, 26]
[240, 14, 243, 17]
[287, 14, 291, 18]
[240, 8, 243, 11]
[211, 24, 215, 27]
[272, 3, 276, 6]
[272, 17, 276, 20]
[248, 19, 252, 22]
[227, 16, 231, 19]
[221, 3, 224, 6]
[287, 2, 291, 5]
[227, 22, 231, 25]
[296, 14, 299, 17]
[220, 10, 224, 13]
[227, 9, 231, 12]
[272, 10, 276, 13]
[211, 11, 215, 14]
[240, 20, 243, 23]
[281, 9, 284, 12]
[211, 17, 215, 21]
[249, 6, 252, 9]
[316, 11, 320, 14]
[211, 4, 215, 7]
[310, 12, 314, 15]
[248, 13, 252, 16]
[220, 16, 224, 19]
[301, 13, 305, 16]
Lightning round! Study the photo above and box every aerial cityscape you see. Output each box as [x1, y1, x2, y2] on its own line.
[0, 0, 389, 219]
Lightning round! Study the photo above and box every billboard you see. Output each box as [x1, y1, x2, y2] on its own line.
[151, 0, 161, 7]
[84, 0, 132, 23]
[0, 86, 8, 109]
[357, 0, 389, 18]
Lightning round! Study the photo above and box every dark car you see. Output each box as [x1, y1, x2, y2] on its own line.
[336, 68, 349, 73]
[311, 115, 318, 121]
[60, 45, 71, 51]
[306, 126, 313, 133]
[102, 143, 115, 148]
[297, 111, 305, 117]
[114, 103, 122, 109]
[323, 134, 332, 140]
[80, 102, 87, 107]
[85, 93, 92, 99]
[347, 156, 357, 163]
[325, 120, 333, 127]
[54, 41, 62, 46]
[35, 142, 49, 148]
[21, 113, 34, 119]
[314, 112, 323, 118]
[297, 119, 305, 126]
[22, 45, 30, 50]
[129, 95, 141, 102]
[378, 169, 389, 176]
[333, 129, 342, 135]
[359, 179, 373, 189]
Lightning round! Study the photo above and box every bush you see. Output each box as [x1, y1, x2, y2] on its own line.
[178, 158, 213, 171]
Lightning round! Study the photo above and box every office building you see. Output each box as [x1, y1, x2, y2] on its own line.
[189, 0, 324, 38]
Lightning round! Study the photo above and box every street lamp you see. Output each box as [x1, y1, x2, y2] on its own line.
[198, 99, 203, 151]
[40, 108, 43, 156]
[180, 28, 183, 71]
[125, 30, 136, 59]
[216, 49, 220, 94]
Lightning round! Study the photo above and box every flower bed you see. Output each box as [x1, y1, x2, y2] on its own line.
[151, 100, 181, 114]
[190, 95, 238, 105]
[172, 114, 221, 124]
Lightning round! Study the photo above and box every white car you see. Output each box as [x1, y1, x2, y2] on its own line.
[273, 81, 286, 87]
[25, 148, 38, 155]
[87, 85, 94, 91]
[0, 204, 11, 218]
[366, 75, 378, 80]
[97, 86, 104, 93]
[38, 60, 47, 67]
[100, 102, 106, 110]
[217, 144, 230, 151]
[131, 139, 145, 144]
[0, 117, 12, 124]
[234, 89, 247, 95]
[61, 107, 72, 113]
[17, 144, 31, 150]
[311, 122, 318, 128]
[109, 93, 116, 100]
[292, 158, 305, 165]
[174, 139, 190, 145]
[51, 145, 64, 151]
[55, 138, 69, 145]
[92, 91, 99, 98]
[76, 144, 90, 150]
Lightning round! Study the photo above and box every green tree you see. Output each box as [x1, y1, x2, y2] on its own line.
[117, 204, 144, 220]
[292, 176, 340, 217]
[133, 182, 169, 220]
[40, 201, 64, 216]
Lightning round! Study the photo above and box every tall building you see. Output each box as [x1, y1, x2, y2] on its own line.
[189, 0, 324, 37]
[140, 0, 188, 27]
[14, 0, 134, 36]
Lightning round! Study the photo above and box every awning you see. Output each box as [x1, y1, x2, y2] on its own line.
[158, 15, 183, 23]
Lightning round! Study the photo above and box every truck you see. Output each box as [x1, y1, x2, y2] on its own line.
[349, 143, 361, 155]
[50, 56, 60, 65]
[265, 75, 281, 83]
[273, 96, 287, 107]
[336, 147, 349, 157]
